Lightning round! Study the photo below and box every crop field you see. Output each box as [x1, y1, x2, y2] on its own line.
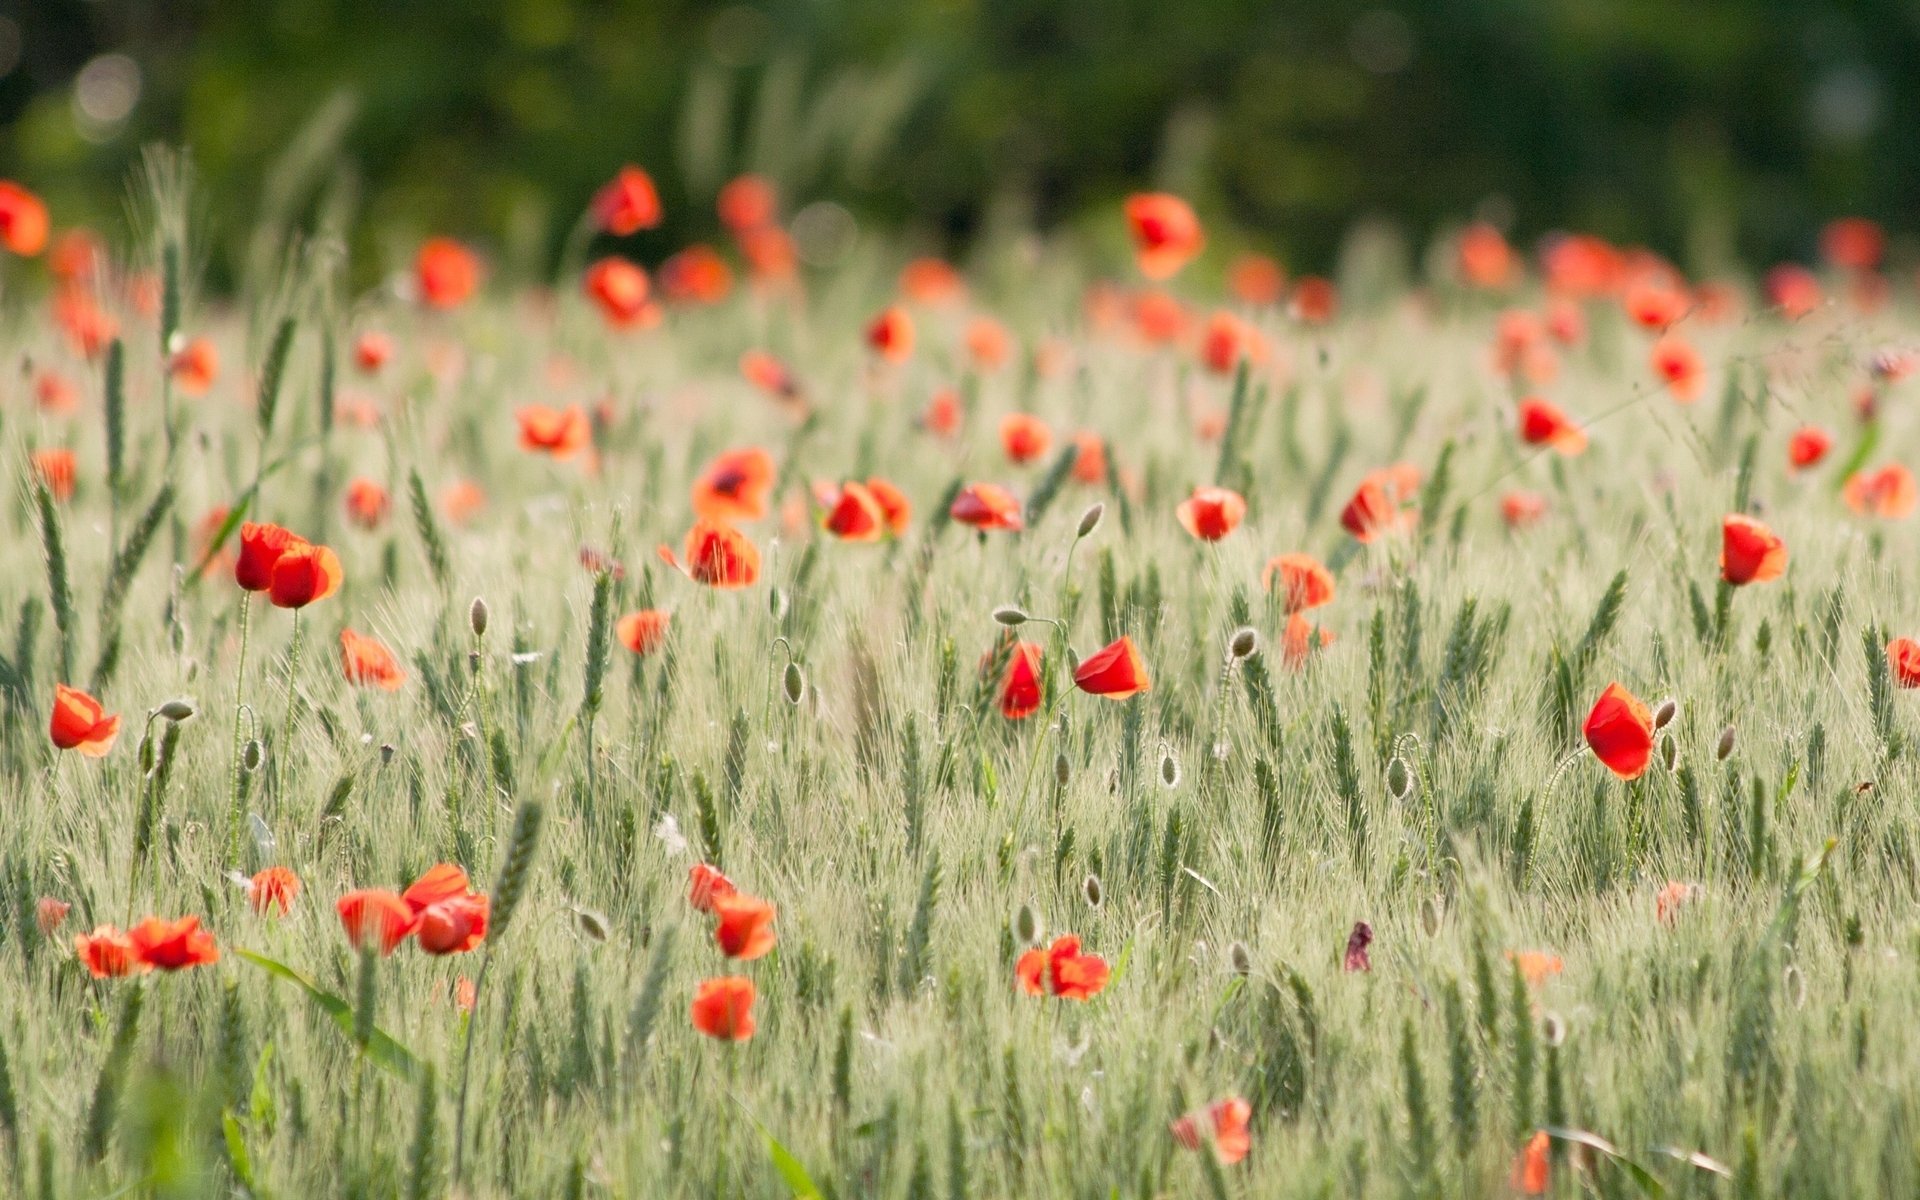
[0, 172, 1917, 1199]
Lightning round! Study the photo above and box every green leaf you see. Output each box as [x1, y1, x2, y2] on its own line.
[1543, 1126, 1666, 1197]
[236, 949, 421, 1079]
[736, 1104, 824, 1199]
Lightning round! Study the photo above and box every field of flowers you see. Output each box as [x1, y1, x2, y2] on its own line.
[1, 167, 1918, 1198]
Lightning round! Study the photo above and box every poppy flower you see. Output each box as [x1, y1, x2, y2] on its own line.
[354, 331, 393, 375]
[1289, 276, 1339, 324]
[53, 287, 117, 358]
[617, 610, 672, 656]
[1014, 934, 1110, 1000]
[899, 257, 965, 306]
[1516, 397, 1586, 455]
[247, 866, 301, 916]
[1583, 682, 1654, 779]
[1071, 432, 1109, 484]
[1123, 193, 1204, 280]
[999, 641, 1044, 720]
[337, 890, 417, 956]
[950, 483, 1024, 532]
[966, 317, 1013, 372]
[1170, 1096, 1253, 1165]
[74, 926, 149, 978]
[1720, 514, 1787, 586]
[1821, 217, 1885, 272]
[820, 481, 888, 542]
[268, 540, 343, 609]
[863, 478, 911, 536]
[659, 245, 733, 305]
[713, 893, 777, 961]
[0, 181, 49, 256]
[1229, 254, 1285, 306]
[659, 520, 761, 589]
[416, 893, 490, 956]
[1764, 264, 1822, 319]
[340, 628, 406, 690]
[441, 480, 486, 526]
[1511, 1131, 1550, 1195]
[1199, 311, 1251, 375]
[37, 897, 70, 935]
[689, 863, 737, 912]
[1131, 289, 1188, 343]
[1000, 413, 1053, 465]
[1843, 463, 1918, 519]
[1787, 426, 1832, 470]
[717, 174, 777, 233]
[516, 404, 592, 461]
[169, 337, 219, 396]
[1887, 638, 1920, 688]
[692, 447, 776, 522]
[127, 915, 219, 970]
[584, 256, 654, 328]
[1456, 222, 1515, 288]
[1281, 612, 1334, 669]
[740, 350, 802, 407]
[592, 165, 663, 235]
[866, 306, 915, 363]
[235, 522, 295, 591]
[1623, 279, 1687, 331]
[1264, 553, 1334, 613]
[922, 387, 963, 438]
[35, 371, 78, 414]
[691, 976, 757, 1041]
[1176, 486, 1246, 541]
[1501, 490, 1549, 529]
[1655, 880, 1700, 926]
[399, 863, 473, 917]
[30, 448, 76, 502]
[48, 228, 103, 281]
[1507, 950, 1565, 987]
[1343, 921, 1373, 972]
[50, 684, 118, 756]
[1340, 476, 1412, 543]
[415, 237, 480, 310]
[1649, 335, 1704, 402]
[1073, 636, 1150, 700]
[344, 478, 390, 530]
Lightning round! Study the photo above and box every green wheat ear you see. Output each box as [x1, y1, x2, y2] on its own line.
[489, 796, 545, 941]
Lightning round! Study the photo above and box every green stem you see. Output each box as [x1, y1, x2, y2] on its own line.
[226, 592, 254, 863]
[278, 609, 304, 813]
[452, 951, 494, 1187]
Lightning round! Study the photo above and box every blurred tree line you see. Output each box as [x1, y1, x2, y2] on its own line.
[2, 0, 1915, 288]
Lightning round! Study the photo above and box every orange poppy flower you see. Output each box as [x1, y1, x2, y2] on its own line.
[1506, 950, 1564, 988]
[659, 520, 761, 588]
[717, 174, 776, 233]
[340, 628, 406, 690]
[1176, 486, 1246, 541]
[441, 480, 486, 526]
[1655, 880, 1700, 926]
[516, 404, 592, 461]
[268, 540, 343, 609]
[863, 477, 910, 536]
[235, 522, 296, 591]
[899, 257, 965, 306]
[1000, 413, 1053, 465]
[1501, 490, 1549, 529]
[1123, 193, 1204, 280]
[415, 237, 480, 310]
[692, 447, 775, 522]
[1623, 279, 1687, 331]
[1787, 426, 1832, 470]
[617, 610, 672, 656]
[1455, 221, 1515, 288]
[659, 244, 733, 305]
[50, 684, 118, 756]
[1544, 297, 1586, 346]
[922, 387, 963, 438]
[688, 863, 737, 914]
[337, 889, 417, 956]
[1340, 476, 1412, 543]
[169, 337, 219, 396]
[691, 976, 757, 1041]
[416, 893, 489, 956]
[1721, 514, 1787, 586]
[713, 893, 777, 961]
[593, 165, 663, 235]
[1764, 264, 1822, 319]
[48, 228, 103, 281]
[247, 866, 301, 916]
[584, 256, 654, 328]
[1584, 682, 1654, 780]
[1282, 611, 1334, 668]
[1516, 397, 1586, 455]
[1821, 217, 1885, 271]
[1071, 432, 1109, 484]
[1888, 638, 1920, 688]
[1170, 1096, 1253, 1165]
[1843, 463, 1918, 519]
[1228, 253, 1285, 306]
[52, 287, 117, 358]
[950, 483, 1024, 532]
[1511, 1131, 1550, 1195]
[1015, 934, 1110, 1000]
[820, 481, 888, 542]
[1130, 289, 1188, 343]
[34, 371, 78, 414]
[127, 915, 219, 970]
[344, 478, 390, 530]
[0, 181, 49, 255]
[1199, 311, 1248, 375]
[74, 926, 149, 978]
[30, 448, 75, 501]
[999, 641, 1044, 720]
[1649, 334, 1704, 402]
[37, 897, 70, 934]
[354, 331, 393, 374]
[400, 864, 473, 917]
[1073, 636, 1150, 699]
[740, 350, 801, 406]
[965, 317, 1013, 372]
[1289, 276, 1339, 324]
[1264, 553, 1334, 613]
[866, 305, 915, 363]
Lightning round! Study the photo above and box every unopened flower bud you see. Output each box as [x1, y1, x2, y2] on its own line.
[1228, 940, 1252, 976]
[1076, 503, 1105, 539]
[1082, 873, 1104, 909]
[242, 739, 264, 773]
[1652, 698, 1678, 731]
[992, 605, 1030, 627]
[1229, 627, 1259, 660]
[572, 905, 610, 943]
[155, 698, 196, 722]
[1014, 902, 1041, 945]
[1053, 752, 1071, 787]
[1540, 1012, 1567, 1047]
[1716, 725, 1736, 761]
[1420, 895, 1443, 938]
[783, 662, 805, 705]
[1386, 756, 1412, 800]
[469, 596, 489, 638]
[1160, 750, 1182, 788]
[380, 743, 396, 766]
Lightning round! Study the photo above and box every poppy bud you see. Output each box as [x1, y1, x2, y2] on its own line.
[470, 596, 490, 638]
[242, 739, 264, 772]
[1540, 1011, 1566, 1047]
[1228, 940, 1252, 976]
[1420, 895, 1443, 938]
[1014, 902, 1041, 945]
[1715, 725, 1736, 761]
[380, 743, 396, 765]
[1159, 750, 1182, 788]
[1652, 698, 1678, 730]
[469, 650, 481, 674]
[1385, 756, 1412, 800]
[1659, 736, 1679, 772]
[155, 698, 196, 722]
[1076, 503, 1105, 539]
[1229, 626, 1259, 660]
[783, 662, 805, 705]
[572, 905, 610, 943]
[993, 605, 1030, 627]
[1082, 873, 1104, 909]
[1053, 752, 1071, 787]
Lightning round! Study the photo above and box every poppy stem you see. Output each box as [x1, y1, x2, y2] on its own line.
[278, 609, 304, 813]
[225, 591, 253, 863]
[451, 950, 493, 1186]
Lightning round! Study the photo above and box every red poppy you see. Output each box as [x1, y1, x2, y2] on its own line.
[127, 915, 219, 970]
[1623, 279, 1687, 331]
[1074, 636, 1150, 699]
[35, 371, 78, 414]
[899, 257, 965, 306]
[1264, 553, 1334, 613]
[1584, 682, 1654, 780]
[950, 483, 1024, 532]
[1174, 486, 1247, 541]
[1508, 949, 1564, 987]
[235, 522, 294, 591]
[1787, 426, 1832, 470]
[30, 448, 76, 502]
[740, 350, 802, 407]
[169, 337, 219, 396]
[1070, 432, 1109, 484]
[689, 863, 737, 912]
[820, 481, 888, 542]
[344, 478, 390, 530]
[441, 480, 486, 526]
[337, 889, 417, 956]
[268, 540, 343, 609]
[37, 897, 70, 935]
[965, 317, 1013, 372]
[659, 520, 761, 588]
[659, 245, 733, 305]
[864, 478, 911, 536]
[1456, 222, 1515, 288]
[415, 237, 480, 310]
[1650, 335, 1704, 403]
[1281, 612, 1334, 669]
[340, 628, 406, 690]
[1340, 476, 1412, 543]
[516, 404, 592, 461]
[1199, 311, 1248, 375]
[692, 447, 776, 522]
[1501, 490, 1549, 529]
[354, 331, 392, 374]
[922, 387, 963, 438]
[617, 610, 672, 656]
[0, 181, 49, 255]
[717, 174, 777, 233]
[1516, 397, 1587, 455]
[1655, 881, 1700, 926]
[1123, 193, 1204, 280]
[74, 926, 149, 978]
[1170, 1096, 1253, 1165]
[50, 684, 118, 756]
[592, 165, 663, 235]
[1843, 464, 1918, 519]
[1000, 413, 1053, 465]
[866, 306, 915, 362]
[1889, 638, 1920, 688]
[1015, 934, 1110, 1000]
[1541, 233, 1624, 297]
[1821, 217, 1885, 272]
[401, 863, 474, 916]
[1343, 921, 1372, 972]
[1511, 1131, 1550, 1195]
[416, 894, 489, 956]
[713, 893, 777, 961]
[1721, 514, 1787, 586]
[248, 867, 301, 916]
[53, 287, 117, 358]
[1544, 298, 1586, 347]
[1764, 264, 1822, 320]
[999, 641, 1044, 720]
[584, 256, 654, 328]
[1289, 276, 1339, 324]
[1229, 254, 1285, 306]
[48, 228, 103, 281]
[1131, 289, 1188, 343]
[691, 976, 757, 1041]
